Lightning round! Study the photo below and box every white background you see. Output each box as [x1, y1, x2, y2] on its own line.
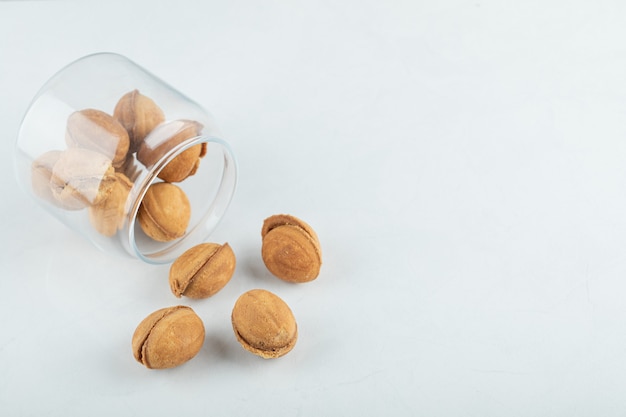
[2, 1, 626, 415]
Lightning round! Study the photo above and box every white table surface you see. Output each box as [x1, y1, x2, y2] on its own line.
[2, 1, 626, 416]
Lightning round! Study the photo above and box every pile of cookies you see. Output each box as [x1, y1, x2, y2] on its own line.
[28, 90, 323, 369]
[132, 213, 322, 369]
[30, 90, 205, 240]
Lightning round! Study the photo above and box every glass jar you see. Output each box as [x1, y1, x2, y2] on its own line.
[14, 53, 237, 264]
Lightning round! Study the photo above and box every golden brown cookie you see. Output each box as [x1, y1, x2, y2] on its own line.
[114, 89, 165, 153]
[157, 142, 206, 183]
[65, 108, 130, 169]
[137, 182, 191, 242]
[88, 172, 133, 237]
[136, 119, 205, 182]
[132, 305, 205, 369]
[231, 289, 298, 359]
[261, 214, 322, 283]
[49, 148, 117, 210]
[169, 242, 236, 299]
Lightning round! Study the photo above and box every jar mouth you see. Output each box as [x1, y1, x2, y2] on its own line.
[123, 134, 237, 264]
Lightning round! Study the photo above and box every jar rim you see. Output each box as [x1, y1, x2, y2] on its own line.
[124, 134, 237, 264]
